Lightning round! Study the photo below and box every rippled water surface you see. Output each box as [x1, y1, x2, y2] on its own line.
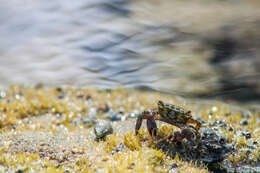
[1, 0, 260, 101]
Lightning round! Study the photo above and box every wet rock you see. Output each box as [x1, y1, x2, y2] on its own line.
[155, 127, 233, 170]
[94, 120, 113, 140]
[199, 128, 232, 163]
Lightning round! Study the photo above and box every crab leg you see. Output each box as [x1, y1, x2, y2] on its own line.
[135, 114, 143, 135]
[147, 116, 157, 137]
[135, 111, 150, 135]
[135, 110, 158, 137]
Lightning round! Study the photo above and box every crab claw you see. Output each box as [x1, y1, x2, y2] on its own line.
[147, 117, 157, 137]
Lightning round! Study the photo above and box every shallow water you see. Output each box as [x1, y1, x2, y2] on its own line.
[0, 0, 260, 101]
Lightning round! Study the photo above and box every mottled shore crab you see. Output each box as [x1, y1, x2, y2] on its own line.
[135, 100, 201, 143]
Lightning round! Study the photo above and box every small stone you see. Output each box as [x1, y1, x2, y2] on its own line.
[228, 126, 233, 131]
[58, 95, 64, 99]
[120, 115, 127, 121]
[88, 108, 97, 119]
[108, 112, 122, 121]
[212, 106, 218, 112]
[213, 120, 227, 127]
[83, 119, 95, 125]
[94, 120, 113, 140]
[34, 83, 44, 89]
[247, 145, 257, 150]
[56, 87, 63, 92]
[72, 148, 79, 154]
[15, 165, 28, 173]
[241, 120, 248, 126]
[245, 133, 251, 139]
[208, 113, 212, 119]
[240, 131, 251, 139]
[15, 94, 21, 99]
[225, 112, 231, 117]
[128, 112, 140, 119]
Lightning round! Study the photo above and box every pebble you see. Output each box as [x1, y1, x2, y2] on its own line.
[241, 119, 249, 126]
[128, 112, 140, 119]
[108, 112, 122, 121]
[88, 108, 98, 119]
[0, 91, 6, 98]
[83, 119, 96, 125]
[211, 106, 218, 112]
[94, 120, 113, 140]
[213, 120, 227, 127]
[240, 131, 251, 139]
[103, 111, 127, 121]
[169, 163, 178, 173]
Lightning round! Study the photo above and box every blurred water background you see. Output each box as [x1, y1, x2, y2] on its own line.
[0, 0, 260, 102]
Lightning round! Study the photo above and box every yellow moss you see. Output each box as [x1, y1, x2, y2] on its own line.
[226, 131, 235, 143]
[235, 136, 247, 148]
[109, 148, 165, 173]
[105, 133, 121, 153]
[0, 85, 259, 172]
[44, 165, 65, 173]
[124, 131, 141, 151]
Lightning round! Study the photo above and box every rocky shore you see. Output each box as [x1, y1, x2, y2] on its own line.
[0, 85, 259, 172]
